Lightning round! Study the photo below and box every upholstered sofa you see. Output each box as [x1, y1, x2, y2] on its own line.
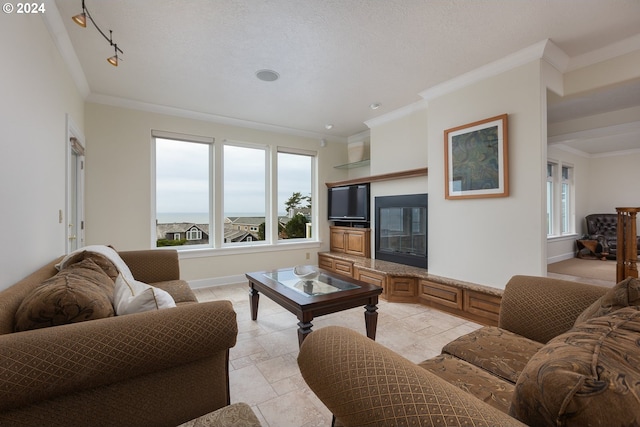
[585, 213, 640, 257]
[0, 247, 237, 427]
[298, 275, 640, 426]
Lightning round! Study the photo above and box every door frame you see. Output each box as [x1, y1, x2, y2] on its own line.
[65, 114, 86, 253]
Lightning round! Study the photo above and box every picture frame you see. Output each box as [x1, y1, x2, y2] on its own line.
[444, 114, 508, 200]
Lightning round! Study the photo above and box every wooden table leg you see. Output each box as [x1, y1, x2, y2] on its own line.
[297, 319, 313, 347]
[364, 303, 378, 340]
[249, 284, 259, 321]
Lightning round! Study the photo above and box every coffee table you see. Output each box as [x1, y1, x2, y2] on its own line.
[246, 267, 383, 347]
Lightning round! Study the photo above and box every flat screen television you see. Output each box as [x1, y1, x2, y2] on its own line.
[328, 184, 369, 222]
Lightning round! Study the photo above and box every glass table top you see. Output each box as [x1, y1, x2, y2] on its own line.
[263, 268, 359, 297]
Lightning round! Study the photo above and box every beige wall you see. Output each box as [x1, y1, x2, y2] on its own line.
[0, 14, 85, 290]
[84, 103, 347, 283]
[428, 62, 546, 288]
[368, 62, 546, 289]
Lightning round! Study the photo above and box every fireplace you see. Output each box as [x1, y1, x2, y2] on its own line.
[375, 194, 428, 269]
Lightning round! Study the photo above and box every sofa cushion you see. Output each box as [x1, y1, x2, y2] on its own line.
[59, 250, 120, 282]
[419, 354, 514, 413]
[56, 244, 134, 282]
[114, 274, 176, 315]
[152, 279, 198, 304]
[574, 277, 640, 326]
[442, 326, 544, 384]
[510, 306, 640, 427]
[14, 258, 115, 332]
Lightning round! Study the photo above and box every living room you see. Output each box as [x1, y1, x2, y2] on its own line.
[3, 2, 640, 426]
[3, 2, 639, 294]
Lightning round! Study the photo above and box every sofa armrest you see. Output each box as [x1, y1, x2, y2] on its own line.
[298, 326, 524, 427]
[0, 300, 236, 412]
[119, 249, 180, 283]
[499, 275, 607, 343]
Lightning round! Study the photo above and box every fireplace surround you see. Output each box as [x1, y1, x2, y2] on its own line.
[375, 194, 428, 269]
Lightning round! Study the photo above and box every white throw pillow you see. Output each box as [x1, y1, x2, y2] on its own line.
[114, 274, 176, 315]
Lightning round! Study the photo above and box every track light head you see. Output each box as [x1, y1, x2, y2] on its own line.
[72, 12, 86, 27]
[107, 44, 119, 66]
[72, 1, 124, 67]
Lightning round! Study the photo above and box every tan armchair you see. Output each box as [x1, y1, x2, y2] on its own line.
[0, 249, 237, 427]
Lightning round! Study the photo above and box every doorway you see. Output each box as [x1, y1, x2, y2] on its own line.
[66, 115, 85, 253]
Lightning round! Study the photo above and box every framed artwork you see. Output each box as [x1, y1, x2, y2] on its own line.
[444, 114, 508, 200]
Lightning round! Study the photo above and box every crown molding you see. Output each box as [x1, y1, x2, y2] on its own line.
[87, 93, 348, 143]
[364, 99, 428, 129]
[547, 121, 640, 145]
[420, 39, 567, 102]
[567, 34, 640, 72]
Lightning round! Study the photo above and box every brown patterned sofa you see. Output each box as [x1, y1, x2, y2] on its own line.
[298, 275, 640, 426]
[0, 249, 237, 427]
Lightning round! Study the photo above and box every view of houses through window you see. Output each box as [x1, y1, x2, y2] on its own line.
[154, 134, 315, 248]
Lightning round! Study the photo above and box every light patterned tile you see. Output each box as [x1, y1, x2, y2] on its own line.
[197, 282, 483, 426]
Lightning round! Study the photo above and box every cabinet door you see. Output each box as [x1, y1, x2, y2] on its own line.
[344, 231, 365, 256]
[330, 229, 346, 252]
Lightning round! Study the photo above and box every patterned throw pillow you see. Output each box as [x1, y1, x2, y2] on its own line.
[511, 306, 640, 426]
[14, 258, 115, 332]
[574, 277, 640, 326]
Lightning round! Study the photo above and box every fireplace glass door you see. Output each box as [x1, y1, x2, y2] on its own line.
[379, 207, 427, 258]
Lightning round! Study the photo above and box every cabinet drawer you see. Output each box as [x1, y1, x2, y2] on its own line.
[463, 290, 501, 323]
[354, 268, 386, 297]
[318, 255, 334, 270]
[333, 260, 353, 276]
[420, 280, 463, 310]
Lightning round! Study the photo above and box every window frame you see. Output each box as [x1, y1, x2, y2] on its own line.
[151, 131, 319, 254]
[546, 159, 575, 238]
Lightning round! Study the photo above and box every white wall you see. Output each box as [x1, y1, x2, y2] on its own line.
[84, 103, 347, 283]
[0, 15, 84, 290]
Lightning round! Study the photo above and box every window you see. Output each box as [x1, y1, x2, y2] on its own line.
[561, 166, 572, 234]
[547, 161, 574, 237]
[546, 163, 554, 236]
[152, 131, 317, 249]
[154, 132, 213, 247]
[223, 144, 266, 244]
[186, 227, 202, 240]
[277, 149, 314, 240]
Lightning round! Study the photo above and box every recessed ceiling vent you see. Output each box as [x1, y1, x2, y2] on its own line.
[256, 69, 280, 82]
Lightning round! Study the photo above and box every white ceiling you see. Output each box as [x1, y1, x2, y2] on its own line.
[51, 0, 640, 149]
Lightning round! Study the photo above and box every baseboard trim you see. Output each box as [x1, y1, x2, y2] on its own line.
[188, 274, 246, 289]
[547, 252, 575, 264]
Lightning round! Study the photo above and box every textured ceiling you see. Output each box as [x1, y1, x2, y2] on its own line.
[53, 0, 640, 146]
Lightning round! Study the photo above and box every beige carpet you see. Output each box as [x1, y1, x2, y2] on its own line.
[548, 258, 617, 282]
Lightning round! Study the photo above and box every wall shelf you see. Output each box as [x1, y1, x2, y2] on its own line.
[326, 167, 428, 188]
[334, 159, 370, 169]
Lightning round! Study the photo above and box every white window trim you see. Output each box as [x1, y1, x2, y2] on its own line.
[152, 132, 319, 253]
[546, 159, 575, 239]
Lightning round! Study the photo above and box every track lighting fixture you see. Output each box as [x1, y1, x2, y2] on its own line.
[72, 0, 124, 67]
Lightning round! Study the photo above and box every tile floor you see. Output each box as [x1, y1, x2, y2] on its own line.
[193, 283, 482, 427]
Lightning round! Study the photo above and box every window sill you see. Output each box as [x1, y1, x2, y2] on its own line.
[172, 240, 322, 260]
[547, 233, 578, 242]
